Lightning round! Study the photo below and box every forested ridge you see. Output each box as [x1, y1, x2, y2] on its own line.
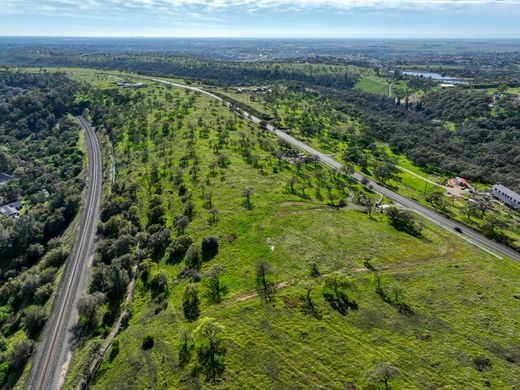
[318, 85, 520, 191]
[2, 52, 359, 90]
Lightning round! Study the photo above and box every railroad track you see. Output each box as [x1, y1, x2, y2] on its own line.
[25, 116, 102, 390]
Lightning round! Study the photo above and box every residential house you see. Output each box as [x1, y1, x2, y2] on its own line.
[0, 201, 23, 218]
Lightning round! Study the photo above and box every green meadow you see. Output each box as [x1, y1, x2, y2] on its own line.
[59, 73, 520, 390]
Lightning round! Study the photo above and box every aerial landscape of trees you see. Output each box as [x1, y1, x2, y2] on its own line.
[1, 39, 520, 389]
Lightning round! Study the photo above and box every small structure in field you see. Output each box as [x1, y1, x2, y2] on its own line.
[446, 177, 470, 190]
[492, 184, 520, 210]
[113, 80, 148, 89]
[0, 201, 23, 218]
[236, 86, 272, 94]
[446, 176, 474, 197]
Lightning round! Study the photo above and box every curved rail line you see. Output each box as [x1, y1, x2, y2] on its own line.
[25, 116, 102, 390]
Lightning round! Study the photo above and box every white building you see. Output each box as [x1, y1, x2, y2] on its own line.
[492, 184, 520, 210]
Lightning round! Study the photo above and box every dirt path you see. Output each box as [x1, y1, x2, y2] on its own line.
[397, 165, 447, 190]
[76, 267, 138, 389]
[233, 234, 459, 304]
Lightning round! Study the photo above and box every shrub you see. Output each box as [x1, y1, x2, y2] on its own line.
[174, 215, 190, 235]
[473, 356, 492, 372]
[8, 339, 33, 368]
[34, 283, 53, 304]
[39, 267, 57, 284]
[109, 339, 120, 362]
[386, 207, 423, 237]
[166, 236, 193, 264]
[21, 305, 47, 337]
[150, 271, 168, 296]
[44, 246, 69, 267]
[142, 335, 154, 350]
[19, 273, 42, 302]
[201, 236, 219, 261]
[184, 243, 201, 270]
[178, 268, 201, 282]
[112, 253, 135, 271]
[25, 243, 44, 265]
[149, 228, 171, 259]
[0, 362, 8, 387]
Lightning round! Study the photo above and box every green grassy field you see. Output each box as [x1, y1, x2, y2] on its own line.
[355, 77, 389, 96]
[59, 72, 520, 390]
[483, 86, 520, 97]
[215, 82, 520, 250]
[91, 214, 520, 389]
[505, 87, 520, 96]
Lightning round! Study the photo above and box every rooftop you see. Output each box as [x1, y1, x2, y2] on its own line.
[0, 201, 23, 218]
[493, 184, 520, 201]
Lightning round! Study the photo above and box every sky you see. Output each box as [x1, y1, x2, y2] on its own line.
[1, 0, 520, 38]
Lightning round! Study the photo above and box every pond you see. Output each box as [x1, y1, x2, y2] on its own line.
[402, 71, 467, 84]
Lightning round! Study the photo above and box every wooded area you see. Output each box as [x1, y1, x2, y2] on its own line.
[0, 72, 85, 387]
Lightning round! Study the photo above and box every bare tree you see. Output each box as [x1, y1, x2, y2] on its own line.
[367, 362, 400, 390]
[242, 187, 254, 209]
[182, 284, 200, 322]
[299, 281, 321, 320]
[255, 261, 275, 302]
[287, 176, 297, 194]
[178, 329, 192, 368]
[208, 207, 219, 225]
[308, 261, 320, 277]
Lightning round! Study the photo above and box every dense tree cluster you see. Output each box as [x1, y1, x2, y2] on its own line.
[84, 181, 143, 329]
[3, 53, 359, 90]
[0, 71, 86, 386]
[323, 86, 520, 191]
[0, 72, 85, 271]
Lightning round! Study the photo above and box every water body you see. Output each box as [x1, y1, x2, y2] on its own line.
[402, 70, 467, 84]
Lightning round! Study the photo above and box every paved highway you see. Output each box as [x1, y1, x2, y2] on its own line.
[25, 117, 103, 390]
[146, 76, 520, 263]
